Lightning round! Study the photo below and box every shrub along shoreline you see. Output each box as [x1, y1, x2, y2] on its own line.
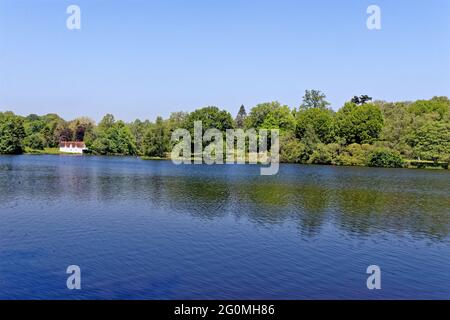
[1, 91, 449, 169]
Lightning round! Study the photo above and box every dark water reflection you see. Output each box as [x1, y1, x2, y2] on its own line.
[0, 156, 449, 299]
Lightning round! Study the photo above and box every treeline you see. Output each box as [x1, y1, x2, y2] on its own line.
[1, 90, 449, 168]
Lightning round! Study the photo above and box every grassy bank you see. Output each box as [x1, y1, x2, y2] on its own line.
[140, 156, 169, 160]
[24, 147, 62, 155]
[404, 160, 449, 170]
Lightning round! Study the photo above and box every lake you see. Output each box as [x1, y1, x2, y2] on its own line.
[0, 155, 449, 299]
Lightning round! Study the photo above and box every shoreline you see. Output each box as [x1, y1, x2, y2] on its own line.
[13, 151, 449, 170]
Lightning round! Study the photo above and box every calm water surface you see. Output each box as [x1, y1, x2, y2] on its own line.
[0, 155, 449, 299]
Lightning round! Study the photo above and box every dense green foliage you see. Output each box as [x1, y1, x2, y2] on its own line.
[91, 114, 137, 155]
[299, 89, 330, 110]
[295, 108, 334, 143]
[334, 102, 384, 144]
[1, 91, 449, 168]
[368, 148, 404, 168]
[0, 112, 26, 154]
[183, 106, 234, 134]
[143, 117, 169, 157]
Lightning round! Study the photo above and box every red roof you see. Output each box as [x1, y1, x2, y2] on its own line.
[59, 141, 86, 148]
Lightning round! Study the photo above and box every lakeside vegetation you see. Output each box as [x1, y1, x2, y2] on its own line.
[1, 91, 449, 169]
[23, 147, 62, 155]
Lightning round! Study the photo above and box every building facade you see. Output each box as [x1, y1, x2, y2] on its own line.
[59, 141, 87, 154]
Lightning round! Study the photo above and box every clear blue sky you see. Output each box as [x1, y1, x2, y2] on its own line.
[1, 0, 449, 122]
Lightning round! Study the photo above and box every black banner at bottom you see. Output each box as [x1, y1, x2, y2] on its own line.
[0, 300, 447, 318]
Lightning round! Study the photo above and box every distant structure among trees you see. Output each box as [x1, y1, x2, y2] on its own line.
[59, 141, 87, 154]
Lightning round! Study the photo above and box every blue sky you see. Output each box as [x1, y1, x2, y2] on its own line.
[0, 0, 449, 122]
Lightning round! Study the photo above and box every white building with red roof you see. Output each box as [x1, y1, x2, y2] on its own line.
[59, 141, 87, 154]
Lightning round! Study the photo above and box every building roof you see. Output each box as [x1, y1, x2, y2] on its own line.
[59, 141, 86, 148]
